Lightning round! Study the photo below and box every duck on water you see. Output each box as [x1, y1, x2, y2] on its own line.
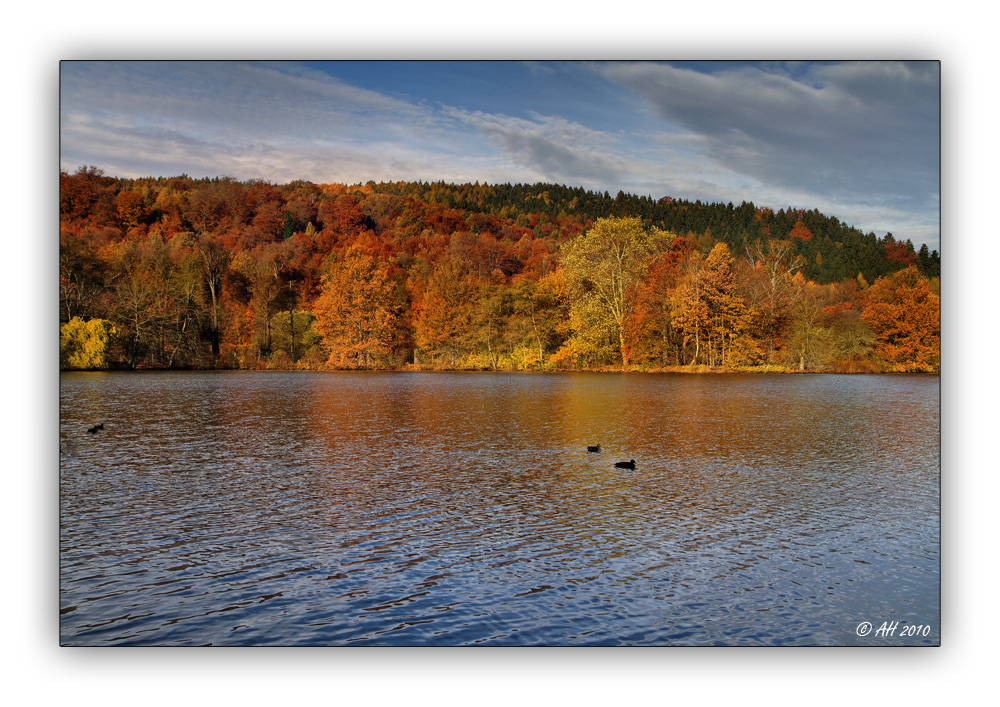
[585, 445, 634, 469]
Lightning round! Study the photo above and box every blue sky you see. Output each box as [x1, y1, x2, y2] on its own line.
[60, 60, 940, 251]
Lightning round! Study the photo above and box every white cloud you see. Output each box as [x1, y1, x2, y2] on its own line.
[596, 62, 936, 193]
[62, 62, 422, 136]
[60, 61, 455, 183]
[443, 108, 634, 184]
[591, 61, 939, 249]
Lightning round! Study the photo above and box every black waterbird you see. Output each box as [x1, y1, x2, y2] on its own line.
[587, 444, 601, 453]
[614, 459, 636, 470]
[87, 423, 104, 434]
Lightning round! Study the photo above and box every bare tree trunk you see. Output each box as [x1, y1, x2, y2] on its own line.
[168, 316, 187, 368]
[287, 281, 297, 364]
[207, 278, 220, 358]
[486, 331, 497, 370]
[529, 308, 543, 363]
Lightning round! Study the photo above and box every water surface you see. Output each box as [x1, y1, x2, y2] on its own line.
[59, 372, 940, 646]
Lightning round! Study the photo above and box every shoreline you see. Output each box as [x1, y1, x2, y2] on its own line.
[60, 364, 940, 375]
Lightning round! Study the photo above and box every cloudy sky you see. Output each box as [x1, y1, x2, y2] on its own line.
[60, 60, 940, 251]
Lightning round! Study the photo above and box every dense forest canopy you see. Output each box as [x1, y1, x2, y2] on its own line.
[59, 166, 940, 373]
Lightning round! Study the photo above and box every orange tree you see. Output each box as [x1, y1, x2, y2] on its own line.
[312, 242, 404, 369]
[413, 258, 480, 367]
[861, 266, 940, 371]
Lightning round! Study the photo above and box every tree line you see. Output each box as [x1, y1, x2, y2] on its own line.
[59, 167, 940, 373]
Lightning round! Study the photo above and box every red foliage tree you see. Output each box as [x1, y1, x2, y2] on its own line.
[789, 219, 813, 241]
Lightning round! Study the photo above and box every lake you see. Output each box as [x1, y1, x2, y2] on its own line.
[59, 371, 940, 646]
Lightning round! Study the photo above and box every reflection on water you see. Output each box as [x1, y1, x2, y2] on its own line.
[60, 372, 939, 645]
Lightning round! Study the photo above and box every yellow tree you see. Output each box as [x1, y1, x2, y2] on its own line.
[700, 242, 753, 366]
[510, 272, 569, 367]
[60, 317, 117, 370]
[559, 217, 672, 366]
[670, 251, 711, 365]
[313, 243, 402, 369]
[670, 243, 751, 366]
[785, 276, 835, 371]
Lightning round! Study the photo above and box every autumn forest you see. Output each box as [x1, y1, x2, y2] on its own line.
[59, 167, 941, 373]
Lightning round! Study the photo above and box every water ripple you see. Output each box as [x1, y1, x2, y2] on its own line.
[60, 371, 939, 646]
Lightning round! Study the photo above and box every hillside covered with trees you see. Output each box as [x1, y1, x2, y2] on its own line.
[59, 167, 940, 373]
